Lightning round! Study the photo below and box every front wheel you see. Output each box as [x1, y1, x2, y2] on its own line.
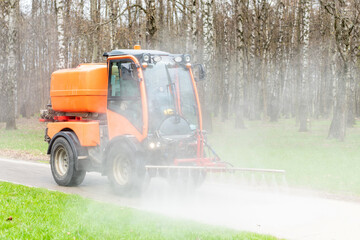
[107, 144, 146, 196]
[50, 137, 86, 186]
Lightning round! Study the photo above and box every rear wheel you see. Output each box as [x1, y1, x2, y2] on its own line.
[107, 144, 146, 196]
[50, 137, 86, 186]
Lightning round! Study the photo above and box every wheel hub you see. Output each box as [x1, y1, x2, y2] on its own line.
[113, 156, 130, 185]
[54, 146, 69, 176]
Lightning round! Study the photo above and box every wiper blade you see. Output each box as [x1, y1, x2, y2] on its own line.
[165, 64, 180, 116]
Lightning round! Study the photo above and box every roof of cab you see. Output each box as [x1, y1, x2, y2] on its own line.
[103, 49, 170, 58]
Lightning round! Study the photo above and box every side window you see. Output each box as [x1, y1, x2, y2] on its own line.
[110, 64, 121, 96]
[108, 60, 142, 131]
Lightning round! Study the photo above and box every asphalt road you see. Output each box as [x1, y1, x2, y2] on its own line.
[1, 157, 360, 240]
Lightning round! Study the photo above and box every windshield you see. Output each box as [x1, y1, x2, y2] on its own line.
[143, 57, 198, 133]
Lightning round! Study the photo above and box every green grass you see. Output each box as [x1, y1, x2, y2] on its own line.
[0, 118, 47, 156]
[0, 182, 277, 240]
[208, 118, 360, 196]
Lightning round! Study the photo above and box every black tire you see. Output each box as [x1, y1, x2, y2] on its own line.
[50, 137, 86, 186]
[107, 143, 146, 196]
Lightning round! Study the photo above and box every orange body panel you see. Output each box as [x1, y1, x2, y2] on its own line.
[50, 64, 108, 113]
[47, 121, 100, 146]
[107, 110, 145, 142]
[188, 65, 203, 130]
[106, 56, 148, 142]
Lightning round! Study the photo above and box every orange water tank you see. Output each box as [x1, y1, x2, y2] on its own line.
[50, 63, 108, 113]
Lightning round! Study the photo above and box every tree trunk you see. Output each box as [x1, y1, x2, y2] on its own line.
[322, 0, 354, 140]
[234, 0, 245, 128]
[5, 0, 18, 129]
[56, 0, 65, 69]
[157, 0, 165, 49]
[202, 0, 215, 130]
[347, 71, 355, 127]
[299, 0, 310, 132]
[91, 0, 100, 62]
[328, 63, 348, 140]
[107, 0, 117, 49]
[271, 1, 285, 122]
[146, 0, 157, 49]
[203, 0, 215, 96]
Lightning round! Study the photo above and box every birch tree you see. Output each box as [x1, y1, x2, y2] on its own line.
[234, 0, 245, 128]
[56, 0, 65, 69]
[270, 1, 285, 122]
[202, 0, 214, 91]
[0, 2, 5, 122]
[221, 2, 231, 122]
[145, 0, 157, 48]
[107, 0, 118, 49]
[4, 0, 18, 129]
[299, 0, 310, 132]
[90, 0, 100, 62]
[201, 0, 215, 129]
[190, 0, 199, 60]
[321, 0, 357, 140]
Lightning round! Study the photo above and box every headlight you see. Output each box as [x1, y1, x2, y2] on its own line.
[153, 55, 162, 62]
[148, 141, 161, 149]
[174, 56, 182, 63]
[149, 142, 156, 149]
[143, 54, 150, 62]
[184, 54, 191, 63]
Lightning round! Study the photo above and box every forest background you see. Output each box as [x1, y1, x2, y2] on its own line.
[0, 0, 359, 140]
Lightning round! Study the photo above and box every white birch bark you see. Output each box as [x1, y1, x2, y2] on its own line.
[91, 0, 100, 62]
[299, 0, 310, 132]
[247, 0, 257, 120]
[109, 0, 118, 49]
[157, 0, 164, 48]
[78, 0, 85, 61]
[56, 0, 65, 69]
[107, 0, 114, 49]
[191, 0, 198, 59]
[146, 0, 157, 49]
[202, 0, 214, 87]
[276, 2, 284, 93]
[234, 0, 245, 128]
[203, 0, 214, 67]
[288, 0, 299, 117]
[272, 1, 284, 121]
[185, 0, 191, 52]
[222, 3, 230, 121]
[5, 0, 18, 129]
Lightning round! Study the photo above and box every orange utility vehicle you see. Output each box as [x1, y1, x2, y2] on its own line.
[41, 46, 227, 194]
[42, 46, 285, 194]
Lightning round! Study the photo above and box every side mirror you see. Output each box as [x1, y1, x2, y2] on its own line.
[193, 64, 206, 81]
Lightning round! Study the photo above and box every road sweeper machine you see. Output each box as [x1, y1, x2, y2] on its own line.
[41, 46, 285, 195]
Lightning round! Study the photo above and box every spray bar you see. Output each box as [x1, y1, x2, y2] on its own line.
[145, 165, 286, 174]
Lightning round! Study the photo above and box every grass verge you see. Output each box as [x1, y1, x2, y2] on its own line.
[0, 182, 278, 240]
[208, 118, 360, 197]
[0, 118, 47, 160]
